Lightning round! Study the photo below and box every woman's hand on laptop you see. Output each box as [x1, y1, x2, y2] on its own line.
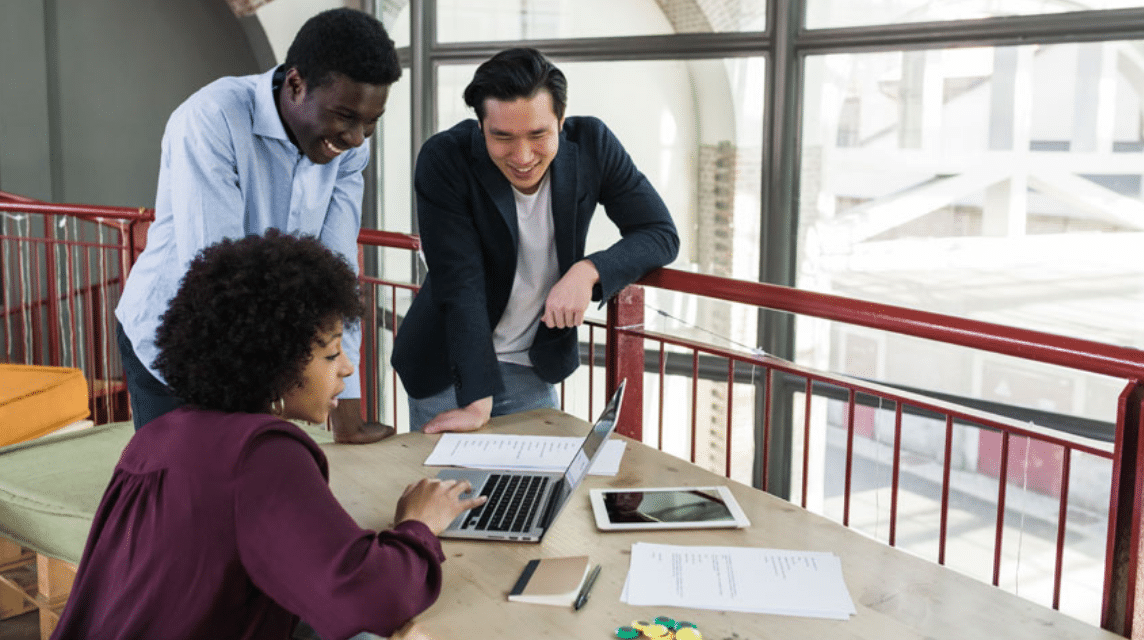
[422, 396, 492, 434]
[396, 477, 487, 535]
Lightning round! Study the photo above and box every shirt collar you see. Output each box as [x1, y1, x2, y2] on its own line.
[252, 66, 292, 142]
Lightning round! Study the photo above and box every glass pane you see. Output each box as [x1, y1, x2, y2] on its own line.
[436, 0, 764, 42]
[807, 0, 1144, 29]
[798, 43, 1144, 426]
[379, 66, 412, 236]
[435, 57, 765, 349]
[384, 2, 409, 48]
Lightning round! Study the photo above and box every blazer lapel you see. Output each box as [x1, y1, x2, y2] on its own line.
[470, 125, 519, 246]
[548, 132, 578, 272]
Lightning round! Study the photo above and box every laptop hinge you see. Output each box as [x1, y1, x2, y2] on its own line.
[537, 483, 565, 530]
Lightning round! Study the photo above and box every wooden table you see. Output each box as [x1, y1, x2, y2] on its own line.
[324, 408, 1121, 640]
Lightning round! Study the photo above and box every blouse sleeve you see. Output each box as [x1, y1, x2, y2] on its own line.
[233, 431, 445, 640]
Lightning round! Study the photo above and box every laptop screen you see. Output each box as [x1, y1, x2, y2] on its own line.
[562, 380, 625, 489]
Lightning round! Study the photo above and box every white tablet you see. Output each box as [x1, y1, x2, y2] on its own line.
[588, 486, 751, 531]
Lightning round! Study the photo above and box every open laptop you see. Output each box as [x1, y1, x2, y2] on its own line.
[435, 379, 626, 542]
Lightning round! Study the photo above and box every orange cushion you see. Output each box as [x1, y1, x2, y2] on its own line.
[0, 365, 89, 447]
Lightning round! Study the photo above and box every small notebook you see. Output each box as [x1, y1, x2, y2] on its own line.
[507, 555, 591, 606]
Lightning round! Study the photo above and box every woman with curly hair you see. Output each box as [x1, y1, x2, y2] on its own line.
[51, 231, 484, 640]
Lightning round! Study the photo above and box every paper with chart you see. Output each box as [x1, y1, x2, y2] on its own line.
[621, 543, 856, 619]
[423, 433, 625, 476]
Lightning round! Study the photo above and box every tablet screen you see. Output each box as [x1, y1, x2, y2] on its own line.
[600, 488, 736, 524]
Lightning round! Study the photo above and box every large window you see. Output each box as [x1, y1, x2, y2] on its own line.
[798, 41, 1144, 425]
[790, 5, 1144, 626]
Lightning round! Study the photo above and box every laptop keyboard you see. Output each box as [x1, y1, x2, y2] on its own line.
[463, 474, 550, 533]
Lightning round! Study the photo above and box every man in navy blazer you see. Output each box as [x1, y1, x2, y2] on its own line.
[392, 48, 679, 433]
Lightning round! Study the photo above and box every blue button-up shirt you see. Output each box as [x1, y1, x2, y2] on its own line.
[116, 67, 367, 397]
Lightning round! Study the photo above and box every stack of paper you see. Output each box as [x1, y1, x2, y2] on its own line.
[423, 433, 625, 475]
[621, 543, 856, 620]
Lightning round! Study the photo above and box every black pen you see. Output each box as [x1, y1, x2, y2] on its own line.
[573, 564, 602, 610]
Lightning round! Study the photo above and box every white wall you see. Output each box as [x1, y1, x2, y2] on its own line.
[0, 0, 262, 206]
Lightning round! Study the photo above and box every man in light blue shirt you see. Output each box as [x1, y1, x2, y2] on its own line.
[116, 8, 398, 443]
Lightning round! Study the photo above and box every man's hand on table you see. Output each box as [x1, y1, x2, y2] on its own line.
[421, 396, 492, 434]
[329, 398, 395, 444]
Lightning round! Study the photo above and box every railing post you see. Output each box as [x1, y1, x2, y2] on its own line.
[606, 284, 644, 440]
[355, 242, 379, 425]
[43, 214, 63, 366]
[128, 215, 151, 266]
[1103, 379, 1144, 637]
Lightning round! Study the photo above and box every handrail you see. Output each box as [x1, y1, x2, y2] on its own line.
[0, 190, 39, 204]
[357, 228, 420, 252]
[0, 201, 419, 251]
[637, 268, 1144, 382]
[0, 200, 153, 223]
[8, 198, 1136, 384]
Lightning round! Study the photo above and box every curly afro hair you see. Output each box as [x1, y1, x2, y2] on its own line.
[154, 230, 364, 414]
[285, 8, 402, 90]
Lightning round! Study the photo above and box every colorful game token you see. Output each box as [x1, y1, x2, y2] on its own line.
[630, 620, 653, 632]
[675, 621, 697, 629]
[615, 626, 642, 639]
[675, 628, 703, 640]
[653, 616, 678, 630]
[641, 623, 670, 638]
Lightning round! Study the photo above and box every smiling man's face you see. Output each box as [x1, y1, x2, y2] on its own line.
[480, 89, 563, 194]
[280, 69, 389, 164]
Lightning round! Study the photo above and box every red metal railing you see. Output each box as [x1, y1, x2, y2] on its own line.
[4, 193, 1144, 635]
[355, 228, 421, 429]
[599, 269, 1144, 635]
[0, 191, 151, 423]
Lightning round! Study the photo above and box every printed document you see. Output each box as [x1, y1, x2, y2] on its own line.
[621, 543, 856, 619]
[424, 433, 625, 476]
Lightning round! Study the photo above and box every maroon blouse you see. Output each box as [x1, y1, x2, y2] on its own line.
[51, 407, 445, 640]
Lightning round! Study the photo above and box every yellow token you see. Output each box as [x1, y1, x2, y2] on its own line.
[641, 624, 670, 639]
[630, 620, 653, 631]
[675, 628, 703, 640]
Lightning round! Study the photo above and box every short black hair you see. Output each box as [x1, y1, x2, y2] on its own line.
[463, 48, 567, 122]
[154, 230, 364, 414]
[285, 8, 401, 90]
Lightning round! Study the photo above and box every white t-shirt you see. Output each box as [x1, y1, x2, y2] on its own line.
[493, 173, 559, 366]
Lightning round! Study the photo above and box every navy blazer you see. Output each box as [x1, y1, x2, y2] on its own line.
[391, 117, 679, 406]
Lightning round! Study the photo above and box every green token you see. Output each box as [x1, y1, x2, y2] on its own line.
[675, 628, 703, 640]
[676, 621, 698, 629]
[615, 626, 642, 639]
[654, 616, 678, 630]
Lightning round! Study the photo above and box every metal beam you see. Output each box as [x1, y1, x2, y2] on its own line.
[797, 8, 1144, 55]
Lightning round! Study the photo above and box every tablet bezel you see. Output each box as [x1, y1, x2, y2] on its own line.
[588, 485, 751, 531]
